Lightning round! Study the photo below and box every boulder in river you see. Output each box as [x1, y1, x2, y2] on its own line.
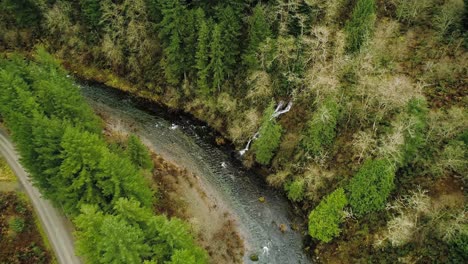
[250, 254, 259, 261]
[279, 223, 287, 233]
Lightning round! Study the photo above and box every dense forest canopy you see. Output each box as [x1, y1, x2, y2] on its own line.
[0, 50, 207, 263]
[1, 0, 467, 262]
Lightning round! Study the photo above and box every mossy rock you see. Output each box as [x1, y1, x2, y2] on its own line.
[279, 223, 287, 233]
[250, 254, 259, 261]
[215, 137, 226, 145]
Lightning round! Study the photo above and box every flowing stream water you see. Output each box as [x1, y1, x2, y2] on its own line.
[79, 82, 311, 264]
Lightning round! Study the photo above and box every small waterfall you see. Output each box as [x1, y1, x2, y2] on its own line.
[239, 101, 293, 156]
[239, 132, 259, 156]
[271, 101, 293, 119]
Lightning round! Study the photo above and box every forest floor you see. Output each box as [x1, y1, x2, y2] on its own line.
[315, 174, 466, 263]
[151, 153, 245, 263]
[103, 124, 245, 264]
[0, 156, 53, 264]
[0, 155, 17, 192]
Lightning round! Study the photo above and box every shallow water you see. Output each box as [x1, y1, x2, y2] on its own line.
[79, 82, 311, 264]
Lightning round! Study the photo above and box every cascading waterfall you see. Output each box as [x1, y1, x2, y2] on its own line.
[239, 101, 293, 156]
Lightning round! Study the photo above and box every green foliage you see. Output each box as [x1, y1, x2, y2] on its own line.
[54, 127, 153, 215]
[285, 179, 305, 202]
[244, 4, 272, 70]
[4, 1, 466, 262]
[29, 115, 68, 197]
[158, 0, 188, 84]
[0, 52, 205, 263]
[58, 127, 107, 214]
[464, 0, 468, 30]
[216, 6, 241, 77]
[30, 47, 101, 133]
[168, 249, 197, 264]
[9, 217, 25, 233]
[75, 199, 208, 264]
[75, 205, 150, 264]
[210, 23, 225, 91]
[433, 0, 465, 39]
[97, 150, 153, 209]
[302, 98, 340, 156]
[195, 11, 211, 95]
[252, 102, 283, 165]
[400, 98, 428, 166]
[79, 0, 103, 33]
[345, 0, 376, 53]
[308, 188, 348, 242]
[0, 0, 41, 28]
[180, 9, 198, 79]
[348, 159, 395, 216]
[393, 0, 433, 25]
[436, 140, 467, 179]
[127, 134, 154, 171]
[449, 232, 468, 261]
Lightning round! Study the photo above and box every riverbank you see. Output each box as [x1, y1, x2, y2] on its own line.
[3, 48, 309, 223]
[81, 81, 310, 264]
[61, 60, 238, 148]
[102, 124, 245, 264]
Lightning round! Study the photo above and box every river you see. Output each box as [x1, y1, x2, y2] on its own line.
[79, 82, 311, 264]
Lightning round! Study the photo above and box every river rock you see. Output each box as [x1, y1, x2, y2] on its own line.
[215, 137, 225, 145]
[279, 223, 287, 233]
[250, 254, 259, 261]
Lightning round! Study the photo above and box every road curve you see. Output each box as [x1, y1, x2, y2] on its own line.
[0, 129, 82, 264]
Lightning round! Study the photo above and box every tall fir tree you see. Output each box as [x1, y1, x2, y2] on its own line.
[97, 150, 153, 211]
[75, 205, 151, 264]
[217, 6, 241, 78]
[58, 127, 107, 215]
[181, 9, 199, 80]
[126, 134, 154, 171]
[29, 115, 68, 198]
[195, 11, 211, 95]
[244, 4, 271, 70]
[252, 101, 283, 165]
[210, 23, 225, 92]
[158, 0, 187, 84]
[345, 0, 376, 53]
[79, 0, 102, 33]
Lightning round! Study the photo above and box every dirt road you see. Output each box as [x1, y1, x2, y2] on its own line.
[0, 129, 81, 264]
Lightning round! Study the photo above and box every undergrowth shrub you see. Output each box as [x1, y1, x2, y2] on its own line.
[9, 217, 25, 233]
[400, 98, 428, 166]
[345, 0, 376, 53]
[284, 179, 305, 202]
[435, 140, 467, 180]
[267, 170, 290, 188]
[381, 188, 431, 247]
[126, 134, 154, 171]
[348, 159, 395, 216]
[302, 98, 339, 157]
[308, 188, 348, 242]
[393, 0, 433, 25]
[433, 0, 465, 39]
